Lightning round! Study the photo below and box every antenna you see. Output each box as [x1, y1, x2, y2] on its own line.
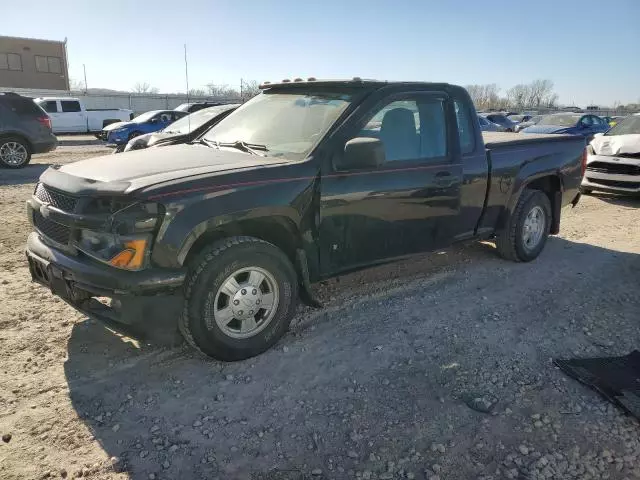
[184, 44, 190, 133]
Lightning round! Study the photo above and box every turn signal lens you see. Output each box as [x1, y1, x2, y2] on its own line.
[109, 239, 148, 269]
[110, 249, 135, 267]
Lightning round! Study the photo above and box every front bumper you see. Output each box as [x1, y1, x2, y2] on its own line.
[26, 232, 185, 337]
[582, 154, 640, 193]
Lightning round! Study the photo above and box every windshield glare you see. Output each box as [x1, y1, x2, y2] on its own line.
[133, 111, 162, 123]
[538, 115, 581, 127]
[165, 106, 233, 134]
[606, 116, 640, 136]
[203, 92, 353, 159]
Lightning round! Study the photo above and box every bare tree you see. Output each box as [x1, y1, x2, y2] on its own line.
[133, 82, 159, 94]
[506, 84, 529, 109]
[188, 88, 207, 97]
[206, 83, 240, 99]
[465, 83, 502, 110]
[69, 77, 86, 92]
[240, 80, 261, 100]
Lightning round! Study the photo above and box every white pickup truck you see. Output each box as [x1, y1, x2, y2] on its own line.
[34, 97, 133, 134]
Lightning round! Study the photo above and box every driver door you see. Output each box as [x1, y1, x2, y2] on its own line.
[318, 92, 463, 275]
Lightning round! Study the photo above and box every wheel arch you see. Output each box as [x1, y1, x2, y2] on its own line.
[179, 215, 303, 270]
[504, 172, 563, 235]
[0, 131, 33, 153]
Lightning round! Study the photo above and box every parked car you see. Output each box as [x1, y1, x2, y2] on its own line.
[520, 113, 610, 141]
[26, 79, 585, 361]
[99, 110, 188, 148]
[0, 92, 57, 168]
[122, 104, 240, 153]
[477, 115, 501, 131]
[507, 114, 533, 124]
[480, 113, 518, 132]
[581, 113, 640, 195]
[515, 115, 542, 132]
[174, 102, 223, 113]
[34, 97, 133, 134]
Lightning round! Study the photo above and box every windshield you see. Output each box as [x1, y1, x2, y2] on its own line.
[538, 115, 581, 127]
[203, 91, 353, 159]
[509, 115, 524, 122]
[164, 105, 235, 134]
[132, 110, 162, 123]
[606, 115, 640, 136]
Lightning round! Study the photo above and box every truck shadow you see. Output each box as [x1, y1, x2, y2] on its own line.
[588, 192, 640, 207]
[63, 236, 640, 479]
[57, 137, 105, 147]
[0, 163, 50, 186]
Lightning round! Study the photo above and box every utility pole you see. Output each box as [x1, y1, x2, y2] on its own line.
[240, 78, 243, 102]
[83, 64, 88, 93]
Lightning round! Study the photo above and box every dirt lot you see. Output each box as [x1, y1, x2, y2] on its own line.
[1, 136, 639, 480]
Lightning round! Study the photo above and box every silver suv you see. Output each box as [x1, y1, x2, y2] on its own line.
[0, 92, 57, 168]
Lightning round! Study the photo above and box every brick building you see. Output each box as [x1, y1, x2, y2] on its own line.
[0, 35, 69, 91]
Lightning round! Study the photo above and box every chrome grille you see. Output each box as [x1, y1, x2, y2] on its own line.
[34, 183, 78, 212]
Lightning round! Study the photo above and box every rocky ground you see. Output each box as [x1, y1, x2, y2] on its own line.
[0, 136, 639, 480]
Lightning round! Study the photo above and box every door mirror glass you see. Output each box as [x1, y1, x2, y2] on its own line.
[336, 137, 386, 171]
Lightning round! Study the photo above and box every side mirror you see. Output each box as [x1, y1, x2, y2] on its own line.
[335, 137, 385, 171]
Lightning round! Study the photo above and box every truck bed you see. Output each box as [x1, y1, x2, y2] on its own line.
[482, 131, 584, 148]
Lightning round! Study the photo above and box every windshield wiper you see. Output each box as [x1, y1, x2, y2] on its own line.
[191, 138, 219, 149]
[217, 140, 268, 156]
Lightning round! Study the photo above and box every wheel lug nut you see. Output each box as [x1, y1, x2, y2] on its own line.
[241, 289, 246, 295]
[249, 310, 254, 315]
[233, 300, 239, 306]
[238, 310, 243, 315]
[256, 300, 261, 304]
[252, 289, 257, 295]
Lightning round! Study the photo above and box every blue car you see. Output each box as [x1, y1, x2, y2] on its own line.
[521, 113, 609, 140]
[98, 110, 188, 145]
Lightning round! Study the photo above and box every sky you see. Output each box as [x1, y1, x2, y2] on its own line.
[4, 0, 640, 106]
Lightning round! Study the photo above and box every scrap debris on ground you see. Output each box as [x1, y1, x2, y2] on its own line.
[0, 136, 639, 479]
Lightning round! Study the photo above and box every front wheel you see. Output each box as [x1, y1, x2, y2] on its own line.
[495, 189, 552, 262]
[180, 236, 298, 361]
[0, 137, 31, 168]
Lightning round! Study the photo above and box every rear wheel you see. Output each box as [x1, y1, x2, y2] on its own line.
[496, 189, 551, 262]
[0, 136, 31, 168]
[180, 236, 298, 361]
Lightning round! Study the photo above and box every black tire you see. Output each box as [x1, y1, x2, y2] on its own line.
[180, 236, 298, 361]
[0, 136, 32, 168]
[495, 188, 552, 262]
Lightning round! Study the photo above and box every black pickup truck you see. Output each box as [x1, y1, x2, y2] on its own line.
[26, 79, 585, 361]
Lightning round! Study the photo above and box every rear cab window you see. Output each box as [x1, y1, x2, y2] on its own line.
[61, 100, 81, 112]
[453, 99, 475, 154]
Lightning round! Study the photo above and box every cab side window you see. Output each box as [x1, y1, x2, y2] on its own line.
[454, 99, 474, 154]
[357, 97, 446, 163]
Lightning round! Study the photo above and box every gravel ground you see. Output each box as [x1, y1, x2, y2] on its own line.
[0, 136, 639, 480]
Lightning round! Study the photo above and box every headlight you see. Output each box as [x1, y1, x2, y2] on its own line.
[586, 144, 595, 155]
[76, 230, 152, 270]
[111, 128, 127, 135]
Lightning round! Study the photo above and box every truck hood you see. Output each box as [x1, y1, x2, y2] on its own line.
[46, 144, 287, 193]
[591, 134, 640, 156]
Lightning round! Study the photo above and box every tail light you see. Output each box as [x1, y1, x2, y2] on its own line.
[36, 115, 52, 130]
[581, 147, 587, 178]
